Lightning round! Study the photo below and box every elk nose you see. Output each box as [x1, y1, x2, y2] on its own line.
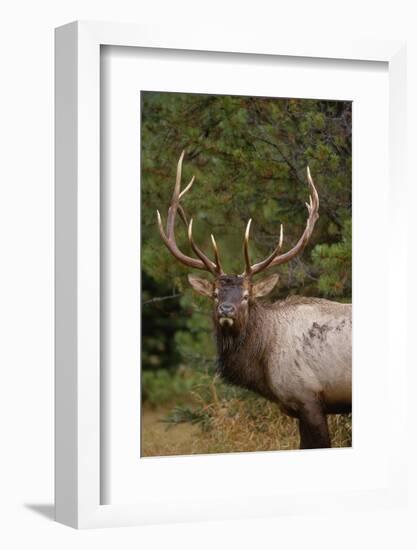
[218, 303, 236, 317]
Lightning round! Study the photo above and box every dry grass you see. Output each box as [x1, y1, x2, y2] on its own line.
[141, 372, 352, 457]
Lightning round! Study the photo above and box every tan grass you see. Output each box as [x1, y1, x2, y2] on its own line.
[141, 397, 352, 457]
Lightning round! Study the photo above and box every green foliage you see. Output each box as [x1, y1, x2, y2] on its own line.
[173, 291, 215, 373]
[141, 367, 208, 407]
[164, 405, 213, 432]
[312, 219, 352, 298]
[141, 272, 188, 370]
[141, 91, 351, 375]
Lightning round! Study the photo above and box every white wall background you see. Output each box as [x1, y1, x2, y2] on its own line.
[0, 0, 416, 548]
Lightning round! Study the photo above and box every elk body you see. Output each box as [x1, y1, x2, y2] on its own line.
[157, 152, 352, 449]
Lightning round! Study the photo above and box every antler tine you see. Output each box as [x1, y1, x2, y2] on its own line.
[166, 150, 185, 236]
[177, 204, 188, 226]
[246, 166, 319, 277]
[306, 165, 319, 211]
[157, 151, 220, 273]
[211, 234, 224, 275]
[179, 186, 223, 274]
[241, 222, 284, 277]
[179, 175, 195, 199]
[156, 209, 204, 270]
[243, 218, 253, 276]
[186, 219, 216, 274]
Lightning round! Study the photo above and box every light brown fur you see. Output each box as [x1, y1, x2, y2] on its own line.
[190, 274, 352, 449]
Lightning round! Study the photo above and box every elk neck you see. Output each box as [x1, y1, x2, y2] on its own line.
[215, 301, 277, 402]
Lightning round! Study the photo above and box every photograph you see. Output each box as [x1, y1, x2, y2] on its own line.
[0, 0, 410, 541]
[140, 91, 352, 457]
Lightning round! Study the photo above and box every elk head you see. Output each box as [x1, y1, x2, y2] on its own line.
[156, 151, 319, 332]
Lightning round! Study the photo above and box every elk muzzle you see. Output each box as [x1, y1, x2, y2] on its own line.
[217, 303, 236, 327]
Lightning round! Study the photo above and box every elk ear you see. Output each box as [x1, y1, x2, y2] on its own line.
[187, 275, 213, 297]
[252, 274, 279, 298]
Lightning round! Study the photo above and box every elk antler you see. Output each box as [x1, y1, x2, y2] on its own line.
[156, 151, 224, 276]
[242, 166, 319, 277]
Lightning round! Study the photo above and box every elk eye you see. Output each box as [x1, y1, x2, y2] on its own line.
[242, 294, 249, 301]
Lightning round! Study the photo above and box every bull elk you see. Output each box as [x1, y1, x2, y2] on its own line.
[156, 151, 352, 449]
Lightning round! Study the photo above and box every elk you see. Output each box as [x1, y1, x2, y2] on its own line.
[156, 151, 352, 449]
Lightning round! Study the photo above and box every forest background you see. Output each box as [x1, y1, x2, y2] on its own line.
[141, 92, 352, 456]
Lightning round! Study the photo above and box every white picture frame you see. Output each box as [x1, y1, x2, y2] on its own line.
[55, 21, 407, 529]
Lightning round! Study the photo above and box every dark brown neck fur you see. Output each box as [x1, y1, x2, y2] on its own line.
[215, 301, 277, 402]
